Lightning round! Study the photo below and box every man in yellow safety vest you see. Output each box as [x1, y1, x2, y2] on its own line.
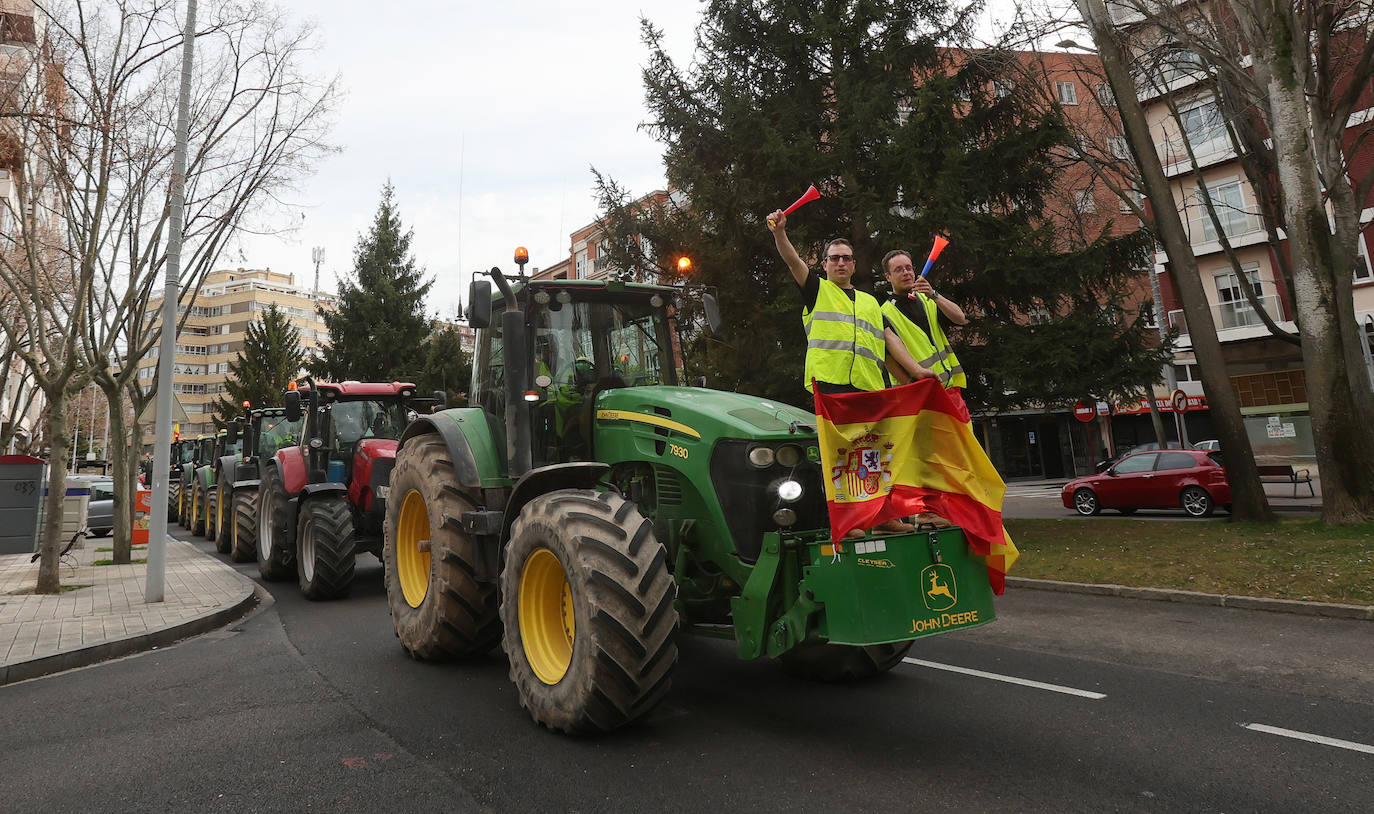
[879, 248, 967, 392]
[768, 209, 936, 536]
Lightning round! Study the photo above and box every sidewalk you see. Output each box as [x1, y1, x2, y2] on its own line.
[0, 536, 257, 686]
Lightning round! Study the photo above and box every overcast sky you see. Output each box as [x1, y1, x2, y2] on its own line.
[234, 1, 1023, 315]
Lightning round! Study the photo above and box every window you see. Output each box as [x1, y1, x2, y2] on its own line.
[1056, 81, 1078, 105]
[1214, 265, 1265, 329]
[1174, 363, 1201, 382]
[1074, 134, 1088, 154]
[1075, 190, 1096, 214]
[1095, 82, 1115, 106]
[1113, 453, 1157, 474]
[1193, 178, 1255, 241]
[1179, 99, 1229, 156]
[993, 80, 1011, 99]
[1156, 452, 1198, 471]
[575, 250, 587, 279]
[1110, 136, 1130, 160]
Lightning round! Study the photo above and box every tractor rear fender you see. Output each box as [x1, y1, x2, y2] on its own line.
[301, 482, 347, 498]
[215, 455, 238, 486]
[399, 408, 503, 490]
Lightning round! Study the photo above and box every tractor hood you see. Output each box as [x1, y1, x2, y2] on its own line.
[593, 386, 817, 442]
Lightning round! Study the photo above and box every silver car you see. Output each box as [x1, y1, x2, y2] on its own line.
[68, 475, 114, 537]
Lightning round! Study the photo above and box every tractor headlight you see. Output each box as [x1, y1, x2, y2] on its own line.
[775, 444, 802, 467]
[747, 446, 775, 468]
[772, 508, 797, 527]
[776, 479, 803, 502]
[309, 438, 323, 449]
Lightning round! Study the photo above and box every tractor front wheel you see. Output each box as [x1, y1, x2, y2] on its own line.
[501, 489, 678, 734]
[779, 641, 914, 682]
[256, 467, 295, 581]
[213, 480, 232, 553]
[383, 432, 499, 660]
[296, 494, 356, 600]
[167, 483, 180, 523]
[231, 487, 257, 563]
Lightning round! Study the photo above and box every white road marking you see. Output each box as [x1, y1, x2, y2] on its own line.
[903, 657, 1107, 699]
[1242, 723, 1374, 755]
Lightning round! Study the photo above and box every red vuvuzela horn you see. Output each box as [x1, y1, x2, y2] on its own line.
[920, 235, 950, 277]
[781, 185, 821, 216]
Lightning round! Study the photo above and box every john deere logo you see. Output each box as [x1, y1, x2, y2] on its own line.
[921, 564, 958, 611]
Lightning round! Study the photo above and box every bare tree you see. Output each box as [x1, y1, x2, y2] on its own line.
[0, 1, 337, 589]
[1098, 0, 1374, 522]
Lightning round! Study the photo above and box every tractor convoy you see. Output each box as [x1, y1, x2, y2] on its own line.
[168, 258, 1001, 736]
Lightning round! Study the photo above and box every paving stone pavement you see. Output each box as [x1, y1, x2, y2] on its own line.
[0, 535, 256, 685]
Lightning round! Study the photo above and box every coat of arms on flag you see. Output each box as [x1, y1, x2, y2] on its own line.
[812, 379, 1020, 594]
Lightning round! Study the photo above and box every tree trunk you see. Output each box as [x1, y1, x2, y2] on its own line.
[1246, 9, 1374, 523]
[1076, 0, 1274, 521]
[36, 389, 70, 594]
[105, 384, 135, 563]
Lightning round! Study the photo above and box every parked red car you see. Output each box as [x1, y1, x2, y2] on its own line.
[1062, 449, 1231, 517]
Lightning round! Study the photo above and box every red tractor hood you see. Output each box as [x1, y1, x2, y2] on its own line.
[351, 439, 399, 512]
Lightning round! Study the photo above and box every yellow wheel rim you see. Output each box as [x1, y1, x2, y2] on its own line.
[396, 490, 431, 608]
[192, 490, 199, 525]
[216, 492, 223, 534]
[519, 547, 575, 685]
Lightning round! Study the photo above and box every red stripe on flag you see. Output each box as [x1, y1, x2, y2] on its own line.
[813, 378, 964, 426]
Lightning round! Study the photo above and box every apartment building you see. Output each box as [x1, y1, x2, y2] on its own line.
[139, 268, 336, 444]
[1115, 5, 1374, 459]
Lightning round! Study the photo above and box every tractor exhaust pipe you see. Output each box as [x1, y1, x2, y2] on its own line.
[488, 267, 532, 478]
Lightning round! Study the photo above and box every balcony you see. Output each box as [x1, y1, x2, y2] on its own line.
[1167, 293, 1291, 344]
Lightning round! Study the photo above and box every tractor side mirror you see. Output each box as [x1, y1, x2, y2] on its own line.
[432, 390, 448, 409]
[284, 390, 302, 423]
[226, 421, 240, 445]
[703, 292, 722, 333]
[468, 279, 492, 329]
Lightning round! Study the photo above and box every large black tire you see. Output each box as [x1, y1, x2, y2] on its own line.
[256, 466, 295, 581]
[213, 479, 232, 553]
[167, 482, 180, 523]
[191, 484, 207, 537]
[206, 489, 225, 551]
[383, 431, 500, 660]
[296, 494, 356, 600]
[230, 487, 258, 563]
[778, 641, 914, 682]
[501, 489, 678, 734]
[178, 480, 191, 527]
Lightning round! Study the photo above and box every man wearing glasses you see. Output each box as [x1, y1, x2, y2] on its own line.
[767, 209, 934, 396]
[879, 248, 967, 393]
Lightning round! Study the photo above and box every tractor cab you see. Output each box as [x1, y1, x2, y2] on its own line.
[286, 380, 417, 492]
[472, 278, 680, 467]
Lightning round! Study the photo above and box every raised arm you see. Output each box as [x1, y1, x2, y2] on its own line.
[767, 209, 810, 288]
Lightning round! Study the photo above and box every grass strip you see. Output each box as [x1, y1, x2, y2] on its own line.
[1004, 518, 1374, 605]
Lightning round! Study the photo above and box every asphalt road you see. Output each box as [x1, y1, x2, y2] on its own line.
[1, 531, 1368, 813]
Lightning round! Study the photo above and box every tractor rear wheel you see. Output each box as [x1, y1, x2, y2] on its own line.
[213, 480, 232, 553]
[501, 489, 678, 734]
[383, 432, 500, 660]
[178, 482, 190, 527]
[296, 494, 356, 600]
[779, 641, 914, 682]
[230, 487, 257, 563]
[191, 485, 207, 536]
[207, 489, 225, 551]
[256, 467, 295, 581]
[167, 483, 180, 523]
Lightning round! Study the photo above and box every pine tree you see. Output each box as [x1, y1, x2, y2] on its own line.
[212, 303, 309, 425]
[313, 182, 434, 382]
[595, 2, 1170, 411]
[413, 324, 473, 406]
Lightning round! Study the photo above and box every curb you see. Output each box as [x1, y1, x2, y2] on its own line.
[1006, 576, 1374, 621]
[0, 572, 262, 687]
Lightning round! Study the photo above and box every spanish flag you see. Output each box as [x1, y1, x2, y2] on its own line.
[813, 378, 1019, 593]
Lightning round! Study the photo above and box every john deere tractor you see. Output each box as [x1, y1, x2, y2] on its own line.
[257, 379, 440, 599]
[382, 267, 998, 735]
[192, 429, 241, 547]
[180, 434, 216, 532]
[167, 438, 195, 522]
[224, 406, 302, 563]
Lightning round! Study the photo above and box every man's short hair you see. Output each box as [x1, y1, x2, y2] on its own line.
[881, 249, 913, 274]
[823, 237, 853, 258]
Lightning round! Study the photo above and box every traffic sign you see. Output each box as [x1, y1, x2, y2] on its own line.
[1073, 401, 1096, 423]
[1171, 389, 1188, 413]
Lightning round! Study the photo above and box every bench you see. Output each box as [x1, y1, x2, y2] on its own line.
[1256, 464, 1315, 497]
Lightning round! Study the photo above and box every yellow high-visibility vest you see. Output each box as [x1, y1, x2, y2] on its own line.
[881, 294, 966, 388]
[802, 277, 885, 392]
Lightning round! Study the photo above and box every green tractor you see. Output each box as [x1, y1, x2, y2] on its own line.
[224, 406, 303, 563]
[167, 438, 194, 522]
[179, 434, 215, 531]
[191, 429, 242, 547]
[382, 268, 997, 734]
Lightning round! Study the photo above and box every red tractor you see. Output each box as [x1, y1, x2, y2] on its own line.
[256, 379, 441, 599]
